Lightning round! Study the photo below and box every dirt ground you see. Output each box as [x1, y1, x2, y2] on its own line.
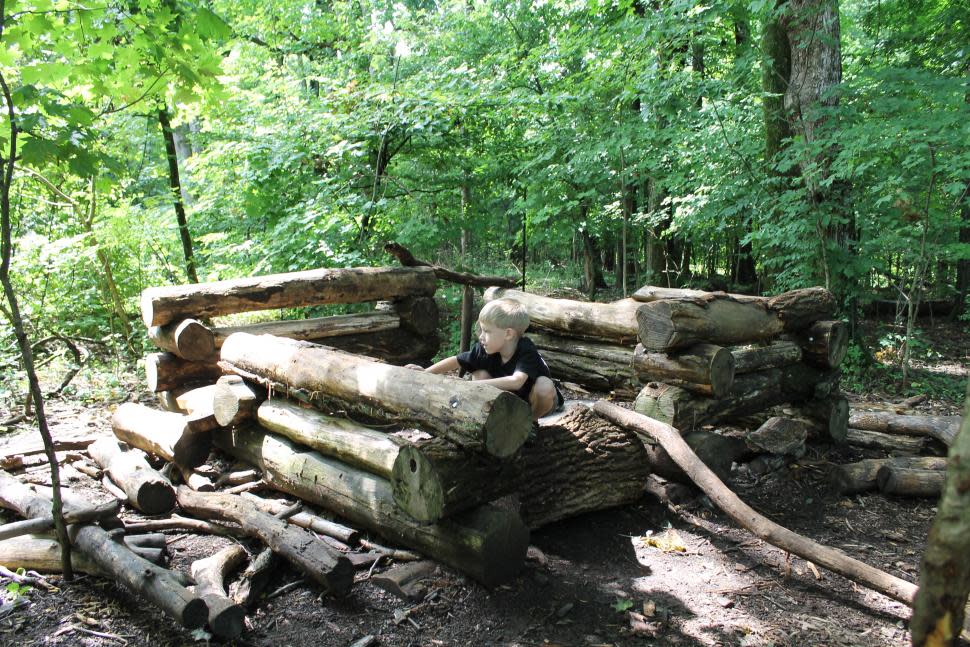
[0, 319, 966, 647]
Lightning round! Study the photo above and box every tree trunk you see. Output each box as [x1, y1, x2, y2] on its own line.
[847, 411, 960, 447]
[220, 333, 530, 458]
[211, 426, 529, 587]
[176, 487, 354, 596]
[643, 429, 748, 485]
[141, 266, 437, 328]
[0, 471, 207, 628]
[158, 106, 199, 284]
[483, 287, 640, 343]
[111, 402, 211, 469]
[148, 319, 215, 361]
[634, 343, 736, 398]
[87, 439, 176, 515]
[910, 385, 970, 645]
[832, 456, 947, 495]
[762, 0, 792, 167]
[211, 311, 400, 349]
[460, 286, 474, 353]
[145, 352, 222, 393]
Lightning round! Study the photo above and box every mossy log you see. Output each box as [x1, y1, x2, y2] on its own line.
[111, 402, 211, 469]
[633, 343, 735, 398]
[176, 487, 354, 596]
[212, 426, 529, 587]
[145, 352, 222, 393]
[483, 287, 640, 343]
[147, 319, 215, 362]
[220, 333, 530, 458]
[0, 471, 208, 629]
[87, 439, 176, 515]
[141, 266, 437, 328]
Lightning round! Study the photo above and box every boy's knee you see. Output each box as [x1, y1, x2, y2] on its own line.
[470, 369, 492, 381]
[530, 377, 556, 417]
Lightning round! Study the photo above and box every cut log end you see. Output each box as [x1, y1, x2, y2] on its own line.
[391, 446, 444, 524]
[708, 346, 736, 398]
[203, 596, 246, 640]
[136, 481, 177, 515]
[636, 303, 677, 351]
[483, 392, 532, 458]
[180, 596, 210, 630]
[468, 506, 530, 588]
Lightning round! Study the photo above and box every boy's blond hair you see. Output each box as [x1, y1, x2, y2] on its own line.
[479, 298, 530, 335]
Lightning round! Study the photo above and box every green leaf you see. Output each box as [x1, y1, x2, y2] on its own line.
[611, 598, 634, 613]
[19, 137, 59, 166]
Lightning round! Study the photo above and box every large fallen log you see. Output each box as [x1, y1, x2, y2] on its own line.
[189, 544, 247, 639]
[876, 466, 945, 497]
[529, 331, 638, 393]
[211, 311, 401, 349]
[593, 402, 918, 606]
[832, 456, 947, 495]
[376, 296, 440, 337]
[636, 288, 836, 352]
[141, 266, 438, 328]
[632, 285, 762, 303]
[145, 352, 222, 393]
[112, 403, 211, 469]
[87, 439, 176, 515]
[642, 429, 747, 486]
[848, 410, 960, 447]
[483, 287, 640, 344]
[633, 343, 735, 398]
[212, 426, 529, 587]
[147, 319, 215, 362]
[176, 487, 353, 596]
[220, 333, 530, 458]
[0, 471, 208, 628]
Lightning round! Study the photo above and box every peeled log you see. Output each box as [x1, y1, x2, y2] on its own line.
[176, 487, 353, 596]
[141, 266, 437, 328]
[876, 466, 946, 497]
[637, 288, 835, 352]
[112, 402, 211, 469]
[0, 534, 102, 574]
[87, 439, 175, 515]
[633, 343, 735, 398]
[0, 471, 208, 629]
[211, 311, 400, 348]
[213, 375, 261, 427]
[145, 352, 222, 393]
[796, 320, 849, 369]
[220, 333, 530, 458]
[731, 340, 802, 374]
[212, 426, 529, 587]
[847, 410, 960, 447]
[483, 287, 640, 343]
[632, 286, 762, 303]
[147, 319, 215, 361]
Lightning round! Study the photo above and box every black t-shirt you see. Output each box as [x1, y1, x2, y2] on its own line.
[456, 337, 552, 402]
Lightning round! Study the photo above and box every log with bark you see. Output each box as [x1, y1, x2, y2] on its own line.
[633, 343, 735, 398]
[370, 560, 437, 601]
[831, 456, 947, 495]
[790, 395, 850, 444]
[145, 352, 222, 393]
[483, 287, 640, 343]
[794, 320, 849, 369]
[847, 410, 961, 447]
[212, 426, 529, 587]
[731, 340, 802, 374]
[384, 241, 519, 288]
[141, 266, 438, 328]
[537, 347, 637, 396]
[87, 439, 176, 515]
[220, 333, 530, 458]
[211, 311, 401, 349]
[112, 403, 211, 469]
[190, 544, 247, 639]
[0, 499, 120, 542]
[876, 466, 945, 497]
[176, 487, 354, 596]
[845, 428, 927, 454]
[0, 471, 208, 628]
[318, 326, 440, 366]
[593, 402, 919, 606]
[230, 547, 276, 608]
[0, 534, 103, 574]
[636, 288, 836, 352]
[147, 319, 215, 362]
[240, 493, 359, 544]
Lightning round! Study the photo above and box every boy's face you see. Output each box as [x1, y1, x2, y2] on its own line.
[478, 321, 513, 355]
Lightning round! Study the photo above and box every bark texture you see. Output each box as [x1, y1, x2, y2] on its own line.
[211, 312, 400, 348]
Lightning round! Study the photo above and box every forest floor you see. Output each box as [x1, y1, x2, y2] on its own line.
[0, 317, 966, 647]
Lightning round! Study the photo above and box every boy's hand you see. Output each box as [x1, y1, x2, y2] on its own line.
[404, 363, 424, 371]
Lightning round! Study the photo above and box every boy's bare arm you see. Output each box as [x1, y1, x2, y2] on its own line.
[423, 355, 460, 374]
[474, 371, 528, 392]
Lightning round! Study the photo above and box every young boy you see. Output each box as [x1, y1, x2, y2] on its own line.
[419, 298, 563, 419]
